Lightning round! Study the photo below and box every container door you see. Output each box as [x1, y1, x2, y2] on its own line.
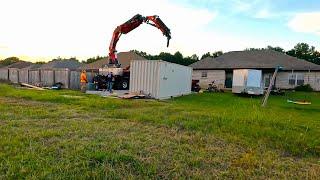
[247, 70, 262, 88]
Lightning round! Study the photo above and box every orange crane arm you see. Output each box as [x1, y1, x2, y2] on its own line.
[108, 14, 171, 66]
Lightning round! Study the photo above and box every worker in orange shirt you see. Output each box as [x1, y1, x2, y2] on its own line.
[80, 70, 88, 93]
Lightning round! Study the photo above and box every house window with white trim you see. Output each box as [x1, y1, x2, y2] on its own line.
[201, 71, 207, 78]
[296, 74, 304, 85]
[289, 74, 296, 85]
[288, 73, 304, 86]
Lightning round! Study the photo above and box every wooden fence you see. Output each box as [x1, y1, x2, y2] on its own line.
[0, 68, 97, 90]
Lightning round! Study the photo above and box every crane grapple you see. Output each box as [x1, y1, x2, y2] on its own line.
[108, 14, 171, 66]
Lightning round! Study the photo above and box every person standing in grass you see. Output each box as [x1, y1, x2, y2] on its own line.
[80, 70, 88, 93]
[106, 71, 114, 93]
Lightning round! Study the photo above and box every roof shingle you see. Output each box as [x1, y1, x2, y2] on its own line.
[190, 50, 320, 71]
[81, 51, 146, 70]
[6, 61, 33, 69]
[40, 59, 82, 69]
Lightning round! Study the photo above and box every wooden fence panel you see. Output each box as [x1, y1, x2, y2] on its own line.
[54, 69, 70, 88]
[29, 70, 40, 85]
[9, 69, 19, 83]
[0, 68, 8, 80]
[18, 69, 29, 83]
[41, 70, 54, 86]
[70, 71, 80, 89]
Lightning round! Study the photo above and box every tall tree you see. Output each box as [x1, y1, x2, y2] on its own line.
[212, 51, 223, 58]
[286, 43, 320, 64]
[190, 54, 199, 61]
[267, 46, 284, 53]
[200, 51, 223, 60]
[82, 56, 106, 64]
[200, 52, 211, 60]
[0, 57, 20, 66]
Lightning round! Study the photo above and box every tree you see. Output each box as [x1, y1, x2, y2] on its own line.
[267, 46, 284, 53]
[245, 47, 265, 51]
[82, 56, 106, 64]
[200, 52, 211, 60]
[35, 61, 46, 64]
[0, 57, 20, 66]
[190, 54, 199, 61]
[286, 43, 320, 64]
[212, 51, 223, 58]
[200, 51, 223, 60]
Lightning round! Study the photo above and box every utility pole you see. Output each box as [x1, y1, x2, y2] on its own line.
[262, 66, 283, 107]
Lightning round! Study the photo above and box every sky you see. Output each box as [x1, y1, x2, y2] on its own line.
[0, 0, 319, 62]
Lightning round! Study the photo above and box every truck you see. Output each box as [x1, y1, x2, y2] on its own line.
[93, 14, 171, 90]
[98, 67, 130, 90]
[232, 69, 264, 95]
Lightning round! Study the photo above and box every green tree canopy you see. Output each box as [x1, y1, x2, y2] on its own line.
[286, 43, 320, 64]
[82, 56, 106, 64]
[0, 57, 20, 66]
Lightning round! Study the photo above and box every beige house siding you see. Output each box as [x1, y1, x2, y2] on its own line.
[192, 70, 225, 88]
[275, 71, 320, 91]
[275, 72, 295, 89]
[305, 72, 320, 91]
[193, 69, 320, 91]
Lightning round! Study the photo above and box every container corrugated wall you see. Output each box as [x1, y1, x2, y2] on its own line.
[130, 60, 192, 99]
[130, 60, 160, 98]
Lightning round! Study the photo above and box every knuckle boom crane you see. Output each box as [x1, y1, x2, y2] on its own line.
[108, 14, 171, 66]
[94, 14, 171, 90]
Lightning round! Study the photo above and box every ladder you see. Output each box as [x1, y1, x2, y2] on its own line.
[261, 66, 282, 107]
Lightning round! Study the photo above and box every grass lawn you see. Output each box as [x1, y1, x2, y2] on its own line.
[0, 83, 319, 179]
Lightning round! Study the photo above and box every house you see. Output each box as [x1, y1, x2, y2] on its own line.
[81, 51, 146, 70]
[190, 50, 320, 91]
[40, 59, 82, 70]
[4, 61, 33, 83]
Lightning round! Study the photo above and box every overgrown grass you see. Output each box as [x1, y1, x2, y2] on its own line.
[0, 83, 319, 178]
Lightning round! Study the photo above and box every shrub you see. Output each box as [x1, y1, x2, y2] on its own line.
[295, 84, 313, 92]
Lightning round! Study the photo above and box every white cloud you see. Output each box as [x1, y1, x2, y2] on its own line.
[288, 12, 320, 36]
[254, 9, 272, 19]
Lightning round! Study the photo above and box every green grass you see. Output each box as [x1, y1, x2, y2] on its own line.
[0, 83, 319, 179]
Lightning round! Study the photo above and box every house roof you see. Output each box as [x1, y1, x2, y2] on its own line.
[6, 61, 33, 69]
[190, 50, 320, 71]
[81, 51, 146, 70]
[40, 59, 82, 69]
[22, 63, 43, 70]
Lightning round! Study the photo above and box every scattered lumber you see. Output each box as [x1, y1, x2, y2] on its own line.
[20, 83, 45, 90]
[120, 94, 146, 99]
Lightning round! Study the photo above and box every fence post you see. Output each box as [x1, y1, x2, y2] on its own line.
[39, 69, 41, 85]
[67, 69, 71, 89]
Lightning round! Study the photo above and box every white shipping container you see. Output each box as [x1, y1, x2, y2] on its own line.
[232, 69, 263, 95]
[130, 60, 192, 99]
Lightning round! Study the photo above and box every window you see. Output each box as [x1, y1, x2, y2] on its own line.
[201, 71, 207, 78]
[289, 74, 296, 85]
[288, 73, 304, 86]
[264, 75, 271, 87]
[296, 74, 304, 85]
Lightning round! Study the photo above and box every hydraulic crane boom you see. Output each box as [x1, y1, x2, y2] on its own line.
[108, 14, 171, 66]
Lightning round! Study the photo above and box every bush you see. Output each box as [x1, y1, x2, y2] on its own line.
[295, 84, 314, 92]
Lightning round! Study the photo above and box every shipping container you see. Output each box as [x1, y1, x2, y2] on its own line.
[130, 60, 192, 99]
[232, 69, 263, 95]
